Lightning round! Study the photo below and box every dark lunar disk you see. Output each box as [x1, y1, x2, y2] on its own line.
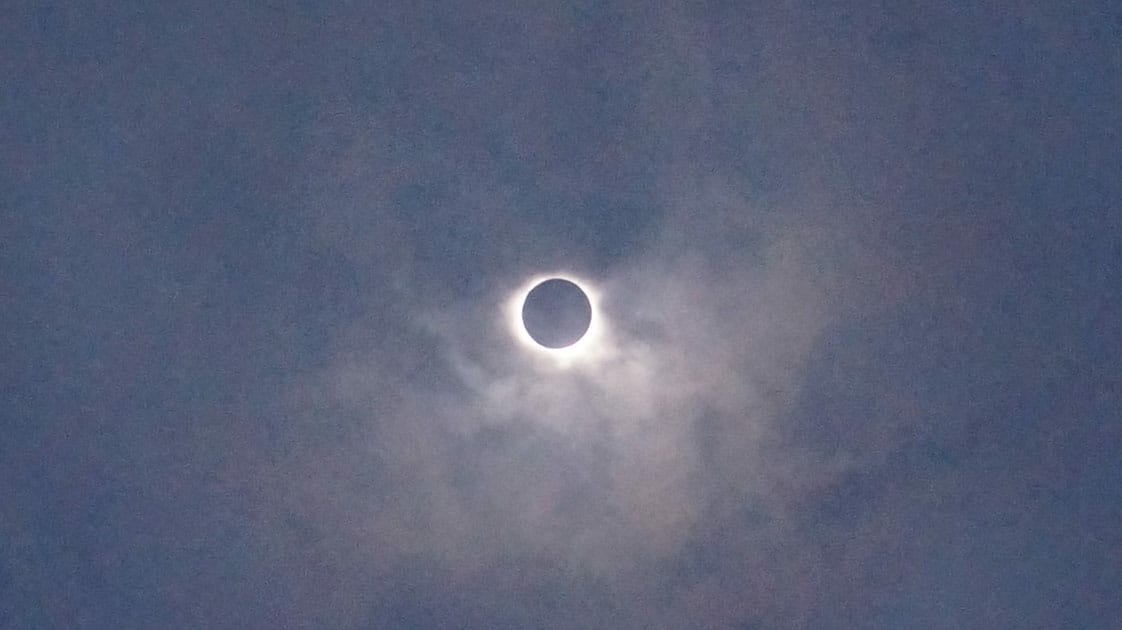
[521, 278, 592, 349]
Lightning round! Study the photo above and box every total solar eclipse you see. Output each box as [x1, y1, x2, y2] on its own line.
[520, 278, 592, 349]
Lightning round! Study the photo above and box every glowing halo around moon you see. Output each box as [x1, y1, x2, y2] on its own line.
[506, 273, 606, 366]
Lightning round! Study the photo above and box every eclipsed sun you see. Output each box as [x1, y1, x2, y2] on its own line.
[506, 273, 605, 365]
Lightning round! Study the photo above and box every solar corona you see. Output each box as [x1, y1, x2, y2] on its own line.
[507, 274, 603, 364]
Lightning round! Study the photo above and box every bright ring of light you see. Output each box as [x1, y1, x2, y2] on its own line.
[506, 273, 605, 366]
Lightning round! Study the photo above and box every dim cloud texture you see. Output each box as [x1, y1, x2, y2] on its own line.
[4, 2, 1121, 629]
[260, 6, 999, 623]
[285, 181, 873, 628]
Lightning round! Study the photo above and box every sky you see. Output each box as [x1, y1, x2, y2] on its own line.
[2, 2, 1121, 628]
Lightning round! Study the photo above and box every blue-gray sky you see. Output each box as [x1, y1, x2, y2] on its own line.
[3, 2, 1121, 628]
